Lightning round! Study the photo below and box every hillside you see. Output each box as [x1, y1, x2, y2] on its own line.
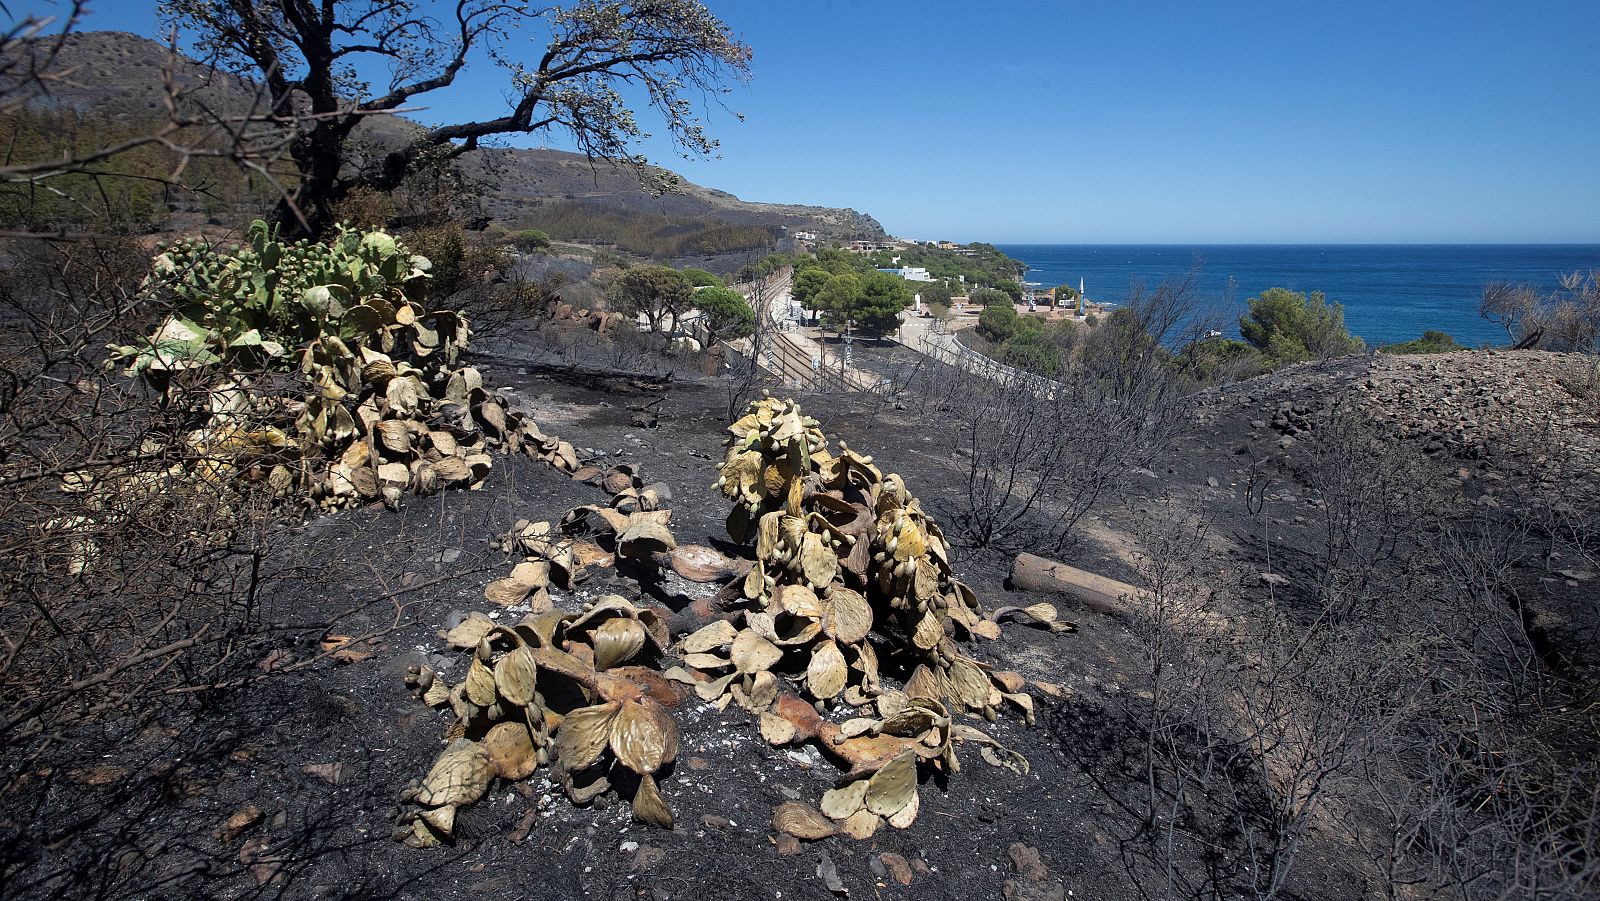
[5, 29, 1596, 901]
[7, 337, 1594, 900]
[459, 145, 883, 240]
[0, 31, 886, 244]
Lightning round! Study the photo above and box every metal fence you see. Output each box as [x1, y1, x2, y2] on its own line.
[913, 332, 1063, 397]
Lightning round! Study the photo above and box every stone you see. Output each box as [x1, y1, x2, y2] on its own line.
[1003, 881, 1065, 901]
[633, 844, 667, 870]
[1007, 843, 1049, 881]
[301, 762, 345, 785]
[214, 804, 262, 843]
[878, 853, 914, 886]
[817, 852, 848, 895]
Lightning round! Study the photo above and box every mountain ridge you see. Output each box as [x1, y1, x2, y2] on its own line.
[4, 30, 887, 242]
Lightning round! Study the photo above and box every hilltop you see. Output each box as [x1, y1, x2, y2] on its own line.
[2, 31, 886, 246]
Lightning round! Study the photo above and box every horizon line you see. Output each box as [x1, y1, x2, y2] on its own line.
[964, 241, 1600, 248]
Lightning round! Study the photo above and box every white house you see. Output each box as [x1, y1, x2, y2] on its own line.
[876, 266, 935, 282]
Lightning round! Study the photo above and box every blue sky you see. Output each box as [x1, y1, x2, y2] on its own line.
[69, 0, 1600, 243]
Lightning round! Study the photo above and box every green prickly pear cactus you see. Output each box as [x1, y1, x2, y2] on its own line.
[102, 221, 530, 513]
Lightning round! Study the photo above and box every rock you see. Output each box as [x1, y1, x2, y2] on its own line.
[1206, 476, 1219, 488]
[817, 852, 849, 895]
[632, 844, 667, 870]
[214, 804, 262, 843]
[878, 853, 914, 886]
[300, 762, 345, 785]
[1003, 843, 1064, 901]
[1003, 881, 1065, 901]
[1007, 843, 1049, 881]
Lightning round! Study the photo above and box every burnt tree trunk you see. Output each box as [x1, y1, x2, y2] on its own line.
[1007, 552, 1142, 617]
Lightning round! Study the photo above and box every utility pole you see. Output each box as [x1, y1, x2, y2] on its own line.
[843, 316, 854, 379]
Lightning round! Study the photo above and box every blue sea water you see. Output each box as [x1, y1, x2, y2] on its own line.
[995, 244, 1600, 348]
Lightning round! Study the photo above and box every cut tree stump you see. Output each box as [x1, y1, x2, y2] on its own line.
[1007, 553, 1142, 617]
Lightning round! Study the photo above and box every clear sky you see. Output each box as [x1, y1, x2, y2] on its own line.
[66, 0, 1600, 243]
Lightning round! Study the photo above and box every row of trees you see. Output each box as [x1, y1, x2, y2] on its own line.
[791, 250, 915, 336]
[603, 263, 753, 345]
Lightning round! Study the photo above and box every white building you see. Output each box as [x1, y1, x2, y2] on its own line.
[877, 266, 935, 282]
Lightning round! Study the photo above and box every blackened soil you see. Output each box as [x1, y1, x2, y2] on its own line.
[11, 350, 1592, 901]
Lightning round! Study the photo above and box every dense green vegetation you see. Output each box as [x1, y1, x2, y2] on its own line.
[694, 285, 754, 342]
[1239, 287, 1364, 364]
[967, 288, 1370, 383]
[599, 264, 758, 345]
[511, 228, 552, 250]
[810, 271, 910, 336]
[972, 305, 1081, 375]
[1173, 336, 1269, 385]
[522, 200, 780, 259]
[918, 280, 953, 310]
[970, 286, 1011, 308]
[680, 267, 724, 288]
[976, 303, 1022, 342]
[0, 108, 278, 230]
[1381, 330, 1464, 354]
[789, 243, 1023, 339]
[605, 265, 694, 336]
[863, 241, 1025, 291]
[791, 252, 914, 337]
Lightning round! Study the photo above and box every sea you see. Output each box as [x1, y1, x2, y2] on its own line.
[995, 244, 1600, 348]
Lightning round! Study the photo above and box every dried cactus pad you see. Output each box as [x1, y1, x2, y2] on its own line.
[399, 594, 683, 845]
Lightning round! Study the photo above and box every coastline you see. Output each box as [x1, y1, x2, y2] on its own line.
[995, 243, 1600, 346]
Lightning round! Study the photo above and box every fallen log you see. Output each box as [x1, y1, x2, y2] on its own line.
[1007, 553, 1142, 617]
